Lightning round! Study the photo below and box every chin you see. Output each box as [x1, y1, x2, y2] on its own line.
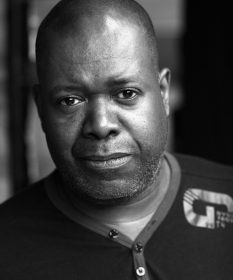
[57, 154, 163, 205]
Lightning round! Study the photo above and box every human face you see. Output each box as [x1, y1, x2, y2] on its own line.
[36, 19, 170, 204]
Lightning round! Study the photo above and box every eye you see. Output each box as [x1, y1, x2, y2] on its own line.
[116, 89, 137, 100]
[58, 96, 85, 106]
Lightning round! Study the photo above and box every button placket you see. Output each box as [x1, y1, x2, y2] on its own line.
[133, 241, 148, 279]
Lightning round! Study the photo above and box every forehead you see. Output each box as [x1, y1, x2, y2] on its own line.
[53, 16, 147, 59]
[39, 17, 157, 86]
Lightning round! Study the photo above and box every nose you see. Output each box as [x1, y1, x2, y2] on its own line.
[82, 97, 120, 140]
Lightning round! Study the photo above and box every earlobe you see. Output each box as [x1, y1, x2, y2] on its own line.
[33, 84, 45, 132]
[159, 68, 171, 116]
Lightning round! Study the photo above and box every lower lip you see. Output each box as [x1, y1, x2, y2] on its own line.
[82, 156, 132, 170]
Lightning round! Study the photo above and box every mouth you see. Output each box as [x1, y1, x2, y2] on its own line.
[79, 153, 132, 170]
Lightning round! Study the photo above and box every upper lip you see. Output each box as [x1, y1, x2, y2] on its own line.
[80, 153, 131, 161]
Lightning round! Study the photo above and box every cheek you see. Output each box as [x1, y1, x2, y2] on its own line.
[130, 96, 168, 149]
[42, 109, 81, 155]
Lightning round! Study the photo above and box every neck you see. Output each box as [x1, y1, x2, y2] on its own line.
[63, 156, 171, 224]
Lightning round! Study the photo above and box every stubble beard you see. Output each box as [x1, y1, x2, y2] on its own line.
[56, 143, 166, 206]
[48, 111, 168, 206]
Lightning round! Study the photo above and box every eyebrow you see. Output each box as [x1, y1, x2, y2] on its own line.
[106, 76, 137, 87]
[49, 85, 84, 96]
[49, 75, 138, 96]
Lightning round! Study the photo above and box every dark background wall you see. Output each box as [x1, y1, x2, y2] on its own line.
[178, 1, 233, 165]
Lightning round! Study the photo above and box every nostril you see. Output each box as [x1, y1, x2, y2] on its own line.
[85, 128, 118, 140]
[107, 129, 119, 139]
[82, 114, 119, 139]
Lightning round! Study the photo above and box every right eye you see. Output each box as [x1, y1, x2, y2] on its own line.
[58, 96, 85, 107]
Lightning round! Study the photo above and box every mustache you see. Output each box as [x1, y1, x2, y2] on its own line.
[72, 139, 137, 158]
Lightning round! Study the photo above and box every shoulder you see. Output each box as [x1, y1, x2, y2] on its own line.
[172, 154, 233, 231]
[174, 153, 233, 182]
[0, 173, 55, 224]
[171, 153, 233, 197]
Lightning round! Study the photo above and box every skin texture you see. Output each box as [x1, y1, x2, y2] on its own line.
[35, 0, 170, 206]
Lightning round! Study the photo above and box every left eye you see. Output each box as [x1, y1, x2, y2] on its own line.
[59, 96, 84, 106]
[116, 90, 137, 100]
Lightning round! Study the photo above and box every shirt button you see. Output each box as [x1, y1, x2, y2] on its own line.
[134, 242, 144, 253]
[108, 229, 119, 239]
[136, 267, 146, 277]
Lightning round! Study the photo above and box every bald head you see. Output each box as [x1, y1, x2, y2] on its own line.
[35, 0, 159, 81]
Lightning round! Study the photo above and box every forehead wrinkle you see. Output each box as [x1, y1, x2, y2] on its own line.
[53, 55, 141, 89]
[66, 56, 134, 65]
[69, 58, 139, 80]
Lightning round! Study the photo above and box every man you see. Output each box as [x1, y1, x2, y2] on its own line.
[0, 0, 233, 279]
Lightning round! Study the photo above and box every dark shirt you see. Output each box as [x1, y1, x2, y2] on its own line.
[0, 153, 233, 280]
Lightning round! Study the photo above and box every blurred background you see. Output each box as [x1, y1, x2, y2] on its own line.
[0, 0, 233, 203]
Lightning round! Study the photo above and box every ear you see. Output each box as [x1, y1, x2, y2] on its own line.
[159, 68, 171, 116]
[33, 84, 45, 132]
